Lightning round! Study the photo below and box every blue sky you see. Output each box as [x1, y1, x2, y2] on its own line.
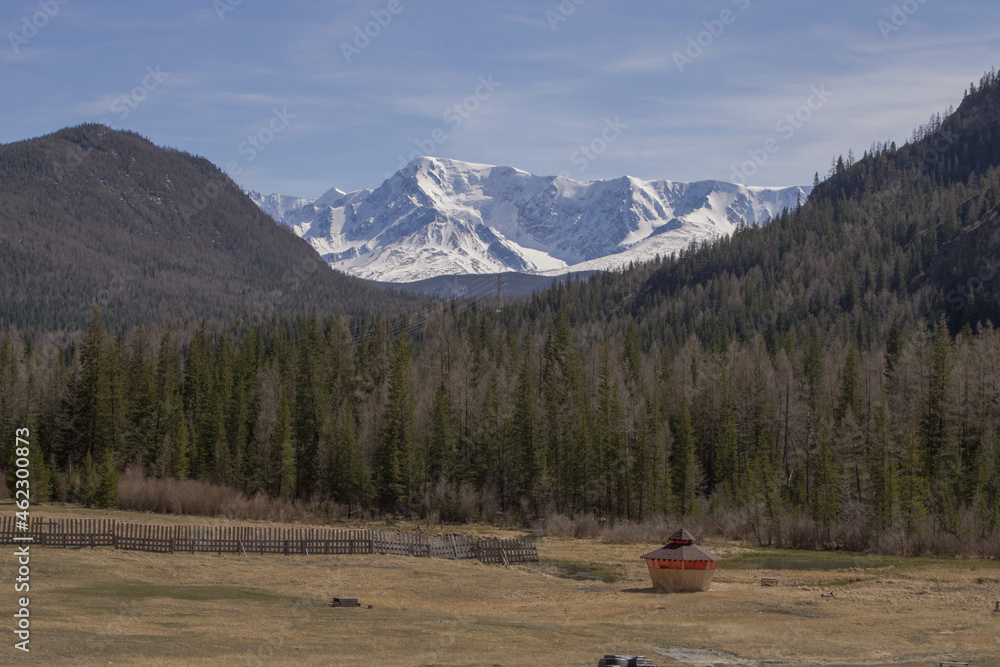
[2, 0, 999, 197]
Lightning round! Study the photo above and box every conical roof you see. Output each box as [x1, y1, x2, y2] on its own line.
[669, 528, 696, 544]
[640, 528, 719, 562]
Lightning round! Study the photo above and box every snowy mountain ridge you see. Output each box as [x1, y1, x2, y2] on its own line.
[250, 157, 811, 283]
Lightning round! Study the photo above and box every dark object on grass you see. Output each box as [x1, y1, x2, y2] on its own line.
[329, 597, 359, 608]
[598, 655, 655, 666]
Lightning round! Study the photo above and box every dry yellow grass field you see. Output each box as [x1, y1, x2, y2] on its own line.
[5, 503, 1000, 666]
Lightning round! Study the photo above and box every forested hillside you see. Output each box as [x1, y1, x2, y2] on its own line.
[2, 71, 1000, 555]
[0, 125, 420, 331]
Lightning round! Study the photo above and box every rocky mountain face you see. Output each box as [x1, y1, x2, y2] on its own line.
[253, 157, 810, 283]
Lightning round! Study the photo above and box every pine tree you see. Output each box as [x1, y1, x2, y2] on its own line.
[623, 320, 641, 386]
[542, 326, 566, 508]
[565, 336, 591, 513]
[279, 431, 297, 500]
[294, 317, 322, 496]
[802, 328, 824, 408]
[124, 326, 156, 466]
[184, 321, 212, 478]
[94, 447, 119, 508]
[898, 420, 929, 540]
[166, 407, 190, 480]
[73, 309, 113, 461]
[0, 336, 17, 470]
[670, 403, 697, 517]
[511, 352, 537, 506]
[154, 326, 184, 472]
[75, 450, 99, 507]
[922, 316, 958, 520]
[868, 399, 895, 533]
[972, 426, 997, 534]
[884, 317, 903, 381]
[227, 372, 250, 491]
[210, 334, 234, 486]
[631, 397, 659, 520]
[835, 345, 863, 425]
[811, 421, 840, 541]
[377, 327, 413, 511]
[275, 393, 295, 498]
[427, 383, 456, 484]
[595, 342, 616, 515]
[27, 442, 52, 504]
[107, 332, 128, 459]
[541, 310, 591, 511]
[716, 371, 739, 498]
[478, 379, 508, 512]
[328, 401, 368, 510]
[609, 382, 629, 518]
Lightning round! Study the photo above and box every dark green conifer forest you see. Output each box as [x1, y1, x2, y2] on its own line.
[2, 69, 1000, 555]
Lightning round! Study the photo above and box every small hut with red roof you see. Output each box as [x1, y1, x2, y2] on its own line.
[640, 529, 720, 592]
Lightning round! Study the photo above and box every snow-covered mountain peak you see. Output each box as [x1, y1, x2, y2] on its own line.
[245, 190, 311, 223]
[312, 186, 347, 208]
[249, 158, 811, 283]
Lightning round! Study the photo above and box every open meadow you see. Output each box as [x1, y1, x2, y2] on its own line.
[6, 504, 1000, 666]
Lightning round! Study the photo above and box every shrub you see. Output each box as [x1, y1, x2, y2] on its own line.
[115, 468, 305, 522]
[573, 514, 601, 539]
[602, 517, 673, 544]
[542, 513, 574, 538]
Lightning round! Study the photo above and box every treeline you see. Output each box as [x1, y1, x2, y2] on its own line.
[1, 303, 998, 555]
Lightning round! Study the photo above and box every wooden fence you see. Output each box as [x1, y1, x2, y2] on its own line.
[0, 516, 538, 564]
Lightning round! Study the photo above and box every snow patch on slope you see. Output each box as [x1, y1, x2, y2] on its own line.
[250, 157, 810, 283]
